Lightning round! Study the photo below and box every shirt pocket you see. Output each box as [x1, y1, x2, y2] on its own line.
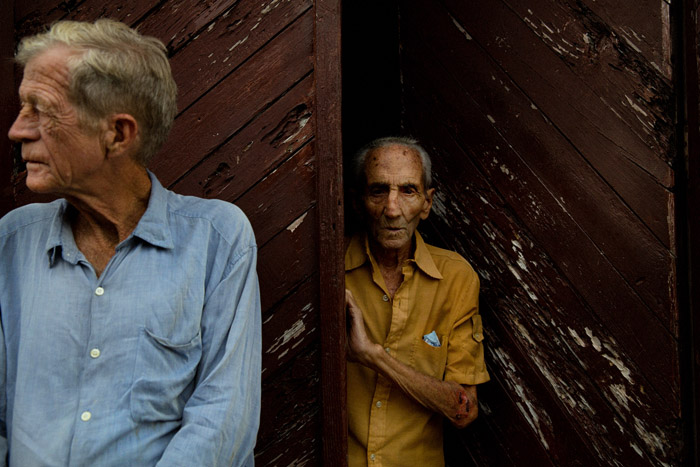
[130, 327, 202, 423]
[411, 334, 449, 380]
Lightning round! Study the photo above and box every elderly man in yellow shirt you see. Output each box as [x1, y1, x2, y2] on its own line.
[345, 136, 490, 466]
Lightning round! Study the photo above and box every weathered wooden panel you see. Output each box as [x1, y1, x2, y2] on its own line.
[261, 275, 319, 378]
[152, 9, 314, 186]
[256, 346, 321, 466]
[447, 0, 674, 249]
[171, 73, 314, 201]
[398, 0, 682, 465]
[164, 0, 313, 112]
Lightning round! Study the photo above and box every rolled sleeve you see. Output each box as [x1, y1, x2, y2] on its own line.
[444, 274, 490, 385]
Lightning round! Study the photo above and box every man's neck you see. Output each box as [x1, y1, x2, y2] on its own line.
[67, 166, 151, 275]
[369, 237, 415, 297]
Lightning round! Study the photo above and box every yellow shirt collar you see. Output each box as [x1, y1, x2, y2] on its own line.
[345, 231, 443, 280]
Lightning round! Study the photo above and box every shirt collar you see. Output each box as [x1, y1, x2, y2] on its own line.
[130, 171, 174, 250]
[45, 170, 174, 266]
[344, 230, 443, 280]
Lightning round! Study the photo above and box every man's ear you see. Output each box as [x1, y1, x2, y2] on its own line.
[103, 113, 139, 159]
[421, 187, 435, 220]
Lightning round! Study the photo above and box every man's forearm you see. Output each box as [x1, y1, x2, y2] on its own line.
[363, 342, 477, 428]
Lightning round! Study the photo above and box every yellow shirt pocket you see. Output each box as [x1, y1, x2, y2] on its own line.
[411, 333, 449, 380]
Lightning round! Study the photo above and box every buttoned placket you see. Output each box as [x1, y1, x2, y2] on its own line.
[68, 242, 130, 464]
[366, 263, 415, 465]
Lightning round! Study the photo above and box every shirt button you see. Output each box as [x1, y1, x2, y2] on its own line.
[370, 453, 376, 461]
[90, 348, 101, 359]
[382, 294, 389, 302]
[384, 347, 390, 354]
[376, 401, 382, 408]
[474, 332, 482, 339]
[95, 287, 105, 296]
[81, 411, 92, 422]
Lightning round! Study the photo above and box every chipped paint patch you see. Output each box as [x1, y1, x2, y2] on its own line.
[229, 36, 249, 51]
[451, 15, 473, 40]
[603, 354, 633, 384]
[568, 328, 587, 347]
[633, 416, 670, 460]
[624, 95, 648, 117]
[267, 319, 306, 354]
[287, 212, 308, 233]
[585, 328, 602, 351]
[609, 383, 632, 411]
[630, 443, 644, 457]
[512, 318, 536, 347]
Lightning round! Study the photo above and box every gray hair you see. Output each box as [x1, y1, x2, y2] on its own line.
[351, 136, 433, 192]
[16, 19, 177, 166]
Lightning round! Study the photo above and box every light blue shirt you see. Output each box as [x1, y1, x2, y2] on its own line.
[0, 172, 261, 466]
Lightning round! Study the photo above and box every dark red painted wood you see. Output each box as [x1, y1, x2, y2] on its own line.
[165, 0, 313, 112]
[256, 346, 321, 466]
[0, 0, 15, 217]
[314, 0, 347, 463]
[151, 9, 314, 186]
[448, 0, 674, 249]
[398, 0, 682, 464]
[171, 74, 314, 203]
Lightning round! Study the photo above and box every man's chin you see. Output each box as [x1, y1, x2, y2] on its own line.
[25, 175, 60, 195]
[376, 236, 410, 252]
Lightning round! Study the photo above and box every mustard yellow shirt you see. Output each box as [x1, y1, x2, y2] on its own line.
[345, 232, 490, 467]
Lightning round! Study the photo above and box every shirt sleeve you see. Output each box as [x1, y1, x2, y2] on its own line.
[156, 244, 262, 467]
[444, 270, 490, 386]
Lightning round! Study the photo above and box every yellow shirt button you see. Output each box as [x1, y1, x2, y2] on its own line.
[81, 411, 92, 422]
[90, 348, 101, 358]
[95, 287, 104, 296]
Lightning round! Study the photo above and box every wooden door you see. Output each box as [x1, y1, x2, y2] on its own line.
[1, 0, 345, 465]
[397, 0, 688, 465]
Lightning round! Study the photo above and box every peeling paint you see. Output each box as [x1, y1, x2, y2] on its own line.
[451, 15, 473, 40]
[630, 443, 644, 457]
[609, 383, 632, 411]
[287, 212, 308, 233]
[568, 328, 587, 347]
[603, 354, 633, 384]
[267, 319, 306, 354]
[633, 416, 671, 461]
[624, 95, 649, 117]
[261, 0, 280, 15]
[229, 36, 249, 51]
[585, 327, 602, 351]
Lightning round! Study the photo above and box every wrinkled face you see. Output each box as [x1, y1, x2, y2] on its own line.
[8, 46, 105, 196]
[362, 144, 434, 257]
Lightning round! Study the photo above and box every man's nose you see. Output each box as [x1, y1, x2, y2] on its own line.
[8, 112, 39, 143]
[384, 189, 401, 217]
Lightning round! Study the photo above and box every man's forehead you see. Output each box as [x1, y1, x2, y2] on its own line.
[20, 46, 75, 97]
[364, 144, 424, 183]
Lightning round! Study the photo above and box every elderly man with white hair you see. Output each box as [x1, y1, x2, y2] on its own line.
[345, 136, 490, 466]
[0, 19, 260, 466]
